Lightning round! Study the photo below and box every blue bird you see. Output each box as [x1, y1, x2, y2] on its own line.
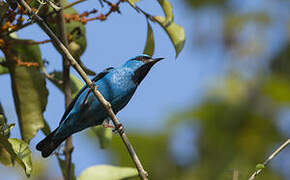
[36, 54, 164, 157]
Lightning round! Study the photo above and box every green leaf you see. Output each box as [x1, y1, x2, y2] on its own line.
[256, 163, 265, 170]
[0, 135, 32, 177]
[153, 16, 185, 57]
[157, 0, 174, 24]
[48, 71, 83, 98]
[57, 157, 76, 180]
[6, 39, 48, 143]
[143, 21, 155, 56]
[0, 145, 13, 166]
[78, 165, 138, 180]
[90, 125, 112, 149]
[0, 135, 17, 166]
[8, 138, 32, 177]
[0, 57, 9, 75]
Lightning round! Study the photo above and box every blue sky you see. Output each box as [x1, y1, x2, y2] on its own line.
[0, 0, 289, 179]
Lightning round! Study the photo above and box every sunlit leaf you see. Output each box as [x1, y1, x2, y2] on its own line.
[0, 135, 32, 177]
[90, 125, 112, 149]
[78, 165, 138, 180]
[48, 71, 83, 98]
[143, 21, 155, 56]
[57, 157, 76, 180]
[8, 138, 32, 177]
[157, 0, 174, 23]
[153, 16, 185, 57]
[6, 39, 48, 143]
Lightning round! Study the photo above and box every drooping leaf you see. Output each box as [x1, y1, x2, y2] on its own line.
[153, 16, 185, 57]
[5, 39, 48, 143]
[8, 138, 32, 177]
[0, 135, 32, 177]
[48, 71, 83, 98]
[0, 57, 9, 75]
[57, 157, 76, 180]
[78, 165, 138, 180]
[143, 21, 155, 56]
[157, 0, 174, 24]
[90, 125, 112, 149]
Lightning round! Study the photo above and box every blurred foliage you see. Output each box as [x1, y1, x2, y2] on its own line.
[108, 75, 287, 180]
[5, 39, 48, 143]
[78, 165, 138, 180]
[270, 43, 290, 79]
[106, 1, 290, 179]
[185, 0, 227, 8]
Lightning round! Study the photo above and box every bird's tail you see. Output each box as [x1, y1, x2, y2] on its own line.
[36, 128, 68, 158]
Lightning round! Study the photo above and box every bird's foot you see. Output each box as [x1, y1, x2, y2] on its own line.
[103, 122, 115, 129]
[113, 123, 124, 135]
[102, 119, 124, 134]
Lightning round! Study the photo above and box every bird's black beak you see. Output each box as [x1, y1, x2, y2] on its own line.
[148, 57, 164, 64]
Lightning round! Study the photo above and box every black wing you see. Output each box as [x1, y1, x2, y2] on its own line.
[59, 67, 114, 124]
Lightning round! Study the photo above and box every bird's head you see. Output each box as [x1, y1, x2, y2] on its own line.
[123, 54, 164, 85]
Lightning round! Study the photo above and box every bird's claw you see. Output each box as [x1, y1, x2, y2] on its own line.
[113, 123, 124, 134]
[103, 122, 115, 129]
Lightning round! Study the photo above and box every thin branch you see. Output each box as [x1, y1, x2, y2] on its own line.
[41, 67, 63, 84]
[15, 0, 148, 179]
[55, 0, 73, 179]
[248, 138, 290, 180]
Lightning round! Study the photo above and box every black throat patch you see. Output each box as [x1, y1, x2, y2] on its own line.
[132, 63, 154, 85]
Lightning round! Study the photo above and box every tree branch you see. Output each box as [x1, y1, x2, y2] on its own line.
[55, 0, 73, 179]
[248, 138, 290, 180]
[15, 0, 148, 179]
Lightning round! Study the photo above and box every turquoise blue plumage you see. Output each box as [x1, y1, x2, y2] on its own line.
[36, 55, 164, 157]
